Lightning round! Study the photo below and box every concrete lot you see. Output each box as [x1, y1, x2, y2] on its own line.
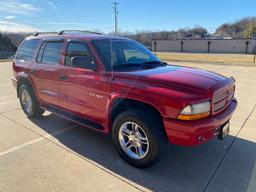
[0, 61, 255, 192]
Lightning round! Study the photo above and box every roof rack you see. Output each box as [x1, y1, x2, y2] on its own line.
[58, 30, 102, 35]
[33, 30, 102, 37]
[34, 32, 58, 36]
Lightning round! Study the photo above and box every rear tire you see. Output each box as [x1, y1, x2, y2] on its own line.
[112, 108, 166, 168]
[19, 84, 44, 118]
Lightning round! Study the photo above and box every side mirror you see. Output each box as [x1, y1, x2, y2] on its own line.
[71, 56, 97, 70]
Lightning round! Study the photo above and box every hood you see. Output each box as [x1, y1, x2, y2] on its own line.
[115, 65, 227, 94]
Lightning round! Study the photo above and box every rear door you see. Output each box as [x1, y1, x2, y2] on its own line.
[30, 40, 64, 106]
[59, 40, 109, 126]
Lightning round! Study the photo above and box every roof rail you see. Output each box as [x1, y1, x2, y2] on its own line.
[58, 30, 102, 35]
[34, 32, 58, 36]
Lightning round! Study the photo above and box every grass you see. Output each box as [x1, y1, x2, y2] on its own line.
[0, 59, 12, 62]
[156, 52, 256, 65]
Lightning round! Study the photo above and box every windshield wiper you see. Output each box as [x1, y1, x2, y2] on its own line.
[113, 63, 143, 68]
[142, 61, 167, 66]
[112, 61, 167, 71]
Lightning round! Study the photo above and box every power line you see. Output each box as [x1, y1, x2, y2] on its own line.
[113, 1, 119, 36]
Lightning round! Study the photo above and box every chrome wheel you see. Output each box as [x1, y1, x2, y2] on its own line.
[118, 122, 149, 160]
[21, 89, 32, 114]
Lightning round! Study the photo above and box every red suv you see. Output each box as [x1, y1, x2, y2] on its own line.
[12, 30, 237, 168]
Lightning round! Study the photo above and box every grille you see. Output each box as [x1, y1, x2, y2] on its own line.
[212, 85, 235, 114]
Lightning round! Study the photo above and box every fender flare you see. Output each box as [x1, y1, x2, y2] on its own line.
[105, 92, 165, 133]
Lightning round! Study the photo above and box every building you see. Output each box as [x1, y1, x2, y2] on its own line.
[152, 38, 256, 54]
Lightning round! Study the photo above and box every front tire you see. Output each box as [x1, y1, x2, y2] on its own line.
[112, 109, 166, 168]
[19, 84, 44, 117]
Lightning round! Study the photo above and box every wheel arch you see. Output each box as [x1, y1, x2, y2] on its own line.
[17, 77, 34, 98]
[107, 97, 167, 136]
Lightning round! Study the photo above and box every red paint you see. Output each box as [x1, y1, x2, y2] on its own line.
[12, 34, 237, 146]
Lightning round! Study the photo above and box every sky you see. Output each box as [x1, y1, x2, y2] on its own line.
[0, 0, 255, 33]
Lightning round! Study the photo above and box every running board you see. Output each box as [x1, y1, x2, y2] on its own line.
[42, 104, 104, 131]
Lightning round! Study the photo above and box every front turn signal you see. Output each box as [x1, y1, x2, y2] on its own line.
[177, 112, 210, 121]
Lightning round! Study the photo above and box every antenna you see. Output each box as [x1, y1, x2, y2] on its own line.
[113, 1, 119, 36]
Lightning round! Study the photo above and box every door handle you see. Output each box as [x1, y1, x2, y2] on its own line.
[60, 75, 68, 80]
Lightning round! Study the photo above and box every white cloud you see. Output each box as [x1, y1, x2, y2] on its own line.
[0, 1, 40, 15]
[4, 16, 15, 19]
[0, 21, 39, 33]
[48, 1, 58, 9]
[46, 22, 88, 26]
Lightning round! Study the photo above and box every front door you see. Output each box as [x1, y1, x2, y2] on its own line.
[59, 40, 109, 126]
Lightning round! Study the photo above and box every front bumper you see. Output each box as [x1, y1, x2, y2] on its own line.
[163, 99, 238, 146]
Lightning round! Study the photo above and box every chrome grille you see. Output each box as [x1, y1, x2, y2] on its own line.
[212, 85, 235, 114]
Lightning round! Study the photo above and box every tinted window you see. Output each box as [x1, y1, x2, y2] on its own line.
[37, 42, 63, 65]
[123, 47, 150, 61]
[16, 39, 40, 61]
[65, 42, 92, 67]
[92, 39, 159, 71]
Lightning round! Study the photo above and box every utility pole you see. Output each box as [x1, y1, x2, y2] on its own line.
[253, 45, 256, 63]
[113, 1, 119, 36]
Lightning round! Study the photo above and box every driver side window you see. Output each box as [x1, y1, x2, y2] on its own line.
[65, 42, 93, 67]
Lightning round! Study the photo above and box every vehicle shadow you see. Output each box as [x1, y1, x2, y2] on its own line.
[29, 113, 256, 192]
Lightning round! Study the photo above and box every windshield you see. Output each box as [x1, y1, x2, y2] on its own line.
[92, 39, 162, 71]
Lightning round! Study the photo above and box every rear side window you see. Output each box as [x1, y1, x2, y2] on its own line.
[36, 41, 63, 65]
[16, 39, 40, 61]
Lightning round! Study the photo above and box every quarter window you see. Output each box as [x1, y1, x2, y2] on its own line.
[16, 39, 40, 61]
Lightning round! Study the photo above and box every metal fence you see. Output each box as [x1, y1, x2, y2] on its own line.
[152, 39, 256, 54]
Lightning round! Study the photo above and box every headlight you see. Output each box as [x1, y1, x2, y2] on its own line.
[177, 101, 211, 120]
